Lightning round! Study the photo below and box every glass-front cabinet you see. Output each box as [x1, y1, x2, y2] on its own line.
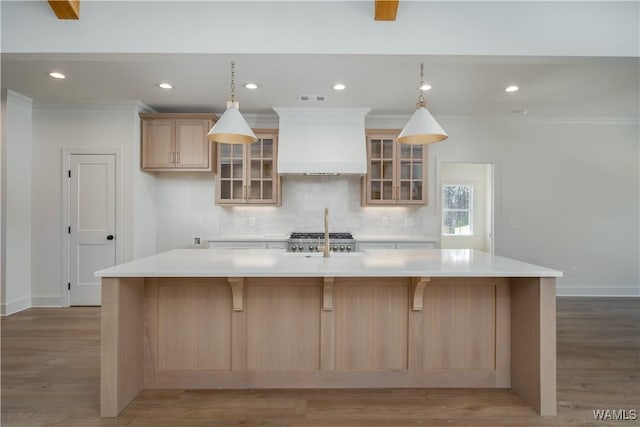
[216, 130, 280, 205]
[362, 131, 428, 206]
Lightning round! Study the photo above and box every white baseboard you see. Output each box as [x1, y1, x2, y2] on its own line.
[31, 296, 65, 307]
[1, 296, 31, 316]
[557, 285, 640, 297]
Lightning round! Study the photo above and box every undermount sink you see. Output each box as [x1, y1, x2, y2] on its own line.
[282, 251, 364, 257]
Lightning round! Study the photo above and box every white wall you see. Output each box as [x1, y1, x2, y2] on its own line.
[432, 117, 640, 296]
[1, 90, 33, 315]
[155, 116, 639, 296]
[30, 102, 156, 305]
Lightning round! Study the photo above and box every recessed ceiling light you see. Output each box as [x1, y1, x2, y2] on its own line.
[332, 83, 346, 91]
[505, 85, 519, 93]
[156, 82, 173, 89]
[244, 83, 258, 90]
[419, 84, 432, 91]
[48, 72, 66, 79]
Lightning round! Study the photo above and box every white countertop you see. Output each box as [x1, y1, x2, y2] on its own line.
[96, 249, 562, 278]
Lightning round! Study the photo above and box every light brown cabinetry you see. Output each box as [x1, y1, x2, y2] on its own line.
[216, 130, 280, 205]
[140, 113, 216, 171]
[362, 130, 428, 206]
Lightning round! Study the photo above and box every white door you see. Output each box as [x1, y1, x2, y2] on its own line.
[69, 154, 116, 305]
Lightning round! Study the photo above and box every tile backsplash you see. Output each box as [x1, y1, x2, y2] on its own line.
[155, 174, 437, 251]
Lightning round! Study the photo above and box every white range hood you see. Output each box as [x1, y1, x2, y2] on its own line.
[274, 107, 370, 175]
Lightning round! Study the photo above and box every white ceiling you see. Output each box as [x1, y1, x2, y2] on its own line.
[2, 53, 638, 117]
[1, 1, 638, 118]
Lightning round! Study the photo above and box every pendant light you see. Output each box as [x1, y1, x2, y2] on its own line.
[397, 63, 448, 144]
[207, 61, 257, 144]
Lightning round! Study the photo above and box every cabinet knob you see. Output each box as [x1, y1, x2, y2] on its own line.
[106, 235, 114, 241]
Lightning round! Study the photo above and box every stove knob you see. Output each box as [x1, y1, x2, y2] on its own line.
[291, 245, 297, 251]
[346, 246, 352, 251]
[339, 245, 345, 251]
[308, 245, 315, 251]
[332, 245, 338, 251]
[298, 245, 304, 251]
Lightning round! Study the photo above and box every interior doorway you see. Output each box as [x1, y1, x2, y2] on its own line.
[63, 149, 121, 306]
[439, 163, 494, 253]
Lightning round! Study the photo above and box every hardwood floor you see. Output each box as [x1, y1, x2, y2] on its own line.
[2, 298, 638, 426]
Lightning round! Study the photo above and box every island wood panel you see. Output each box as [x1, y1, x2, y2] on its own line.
[334, 278, 408, 371]
[100, 277, 145, 417]
[510, 277, 557, 416]
[151, 369, 496, 390]
[100, 275, 554, 416]
[495, 279, 511, 388]
[143, 278, 159, 388]
[156, 279, 233, 371]
[245, 278, 322, 371]
[421, 282, 496, 370]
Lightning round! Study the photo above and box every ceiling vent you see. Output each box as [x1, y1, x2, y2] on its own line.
[298, 95, 326, 102]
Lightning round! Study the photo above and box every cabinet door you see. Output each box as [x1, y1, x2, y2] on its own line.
[396, 242, 436, 249]
[208, 241, 266, 249]
[142, 119, 175, 168]
[175, 120, 210, 169]
[247, 133, 279, 205]
[365, 136, 396, 205]
[217, 143, 247, 204]
[358, 242, 397, 250]
[396, 143, 427, 204]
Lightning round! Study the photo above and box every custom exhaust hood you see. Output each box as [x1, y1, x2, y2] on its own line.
[274, 107, 370, 175]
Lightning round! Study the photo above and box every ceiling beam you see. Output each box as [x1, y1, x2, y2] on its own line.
[375, 0, 399, 21]
[48, 0, 80, 20]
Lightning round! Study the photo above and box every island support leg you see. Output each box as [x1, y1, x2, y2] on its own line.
[510, 277, 556, 416]
[101, 277, 145, 417]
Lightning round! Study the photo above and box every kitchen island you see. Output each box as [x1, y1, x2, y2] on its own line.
[96, 249, 561, 417]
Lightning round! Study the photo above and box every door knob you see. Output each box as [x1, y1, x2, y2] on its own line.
[106, 235, 114, 240]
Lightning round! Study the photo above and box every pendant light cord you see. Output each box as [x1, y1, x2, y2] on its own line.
[417, 63, 426, 109]
[230, 61, 236, 104]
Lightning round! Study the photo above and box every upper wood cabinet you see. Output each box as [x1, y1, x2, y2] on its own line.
[140, 113, 216, 171]
[362, 130, 428, 206]
[216, 130, 281, 206]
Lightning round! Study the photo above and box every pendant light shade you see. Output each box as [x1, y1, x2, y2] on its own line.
[398, 63, 448, 145]
[207, 61, 258, 144]
[208, 101, 257, 144]
[397, 106, 448, 144]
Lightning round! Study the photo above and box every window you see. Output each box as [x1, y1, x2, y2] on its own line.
[442, 184, 473, 235]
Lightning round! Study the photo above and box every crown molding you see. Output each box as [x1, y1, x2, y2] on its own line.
[32, 100, 152, 112]
[367, 114, 639, 127]
[1, 89, 34, 108]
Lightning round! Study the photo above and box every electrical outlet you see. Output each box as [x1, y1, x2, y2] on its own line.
[570, 266, 577, 275]
[193, 236, 201, 246]
[382, 217, 389, 227]
[249, 217, 256, 226]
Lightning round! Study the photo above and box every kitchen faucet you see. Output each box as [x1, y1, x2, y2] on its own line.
[324, 208, 330, 258]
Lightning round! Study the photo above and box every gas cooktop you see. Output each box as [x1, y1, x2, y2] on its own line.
[289, 232, 354, 240]
[287, 232, 356, 252]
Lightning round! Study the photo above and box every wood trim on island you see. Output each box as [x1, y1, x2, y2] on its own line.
[100, 275, 557, 417]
